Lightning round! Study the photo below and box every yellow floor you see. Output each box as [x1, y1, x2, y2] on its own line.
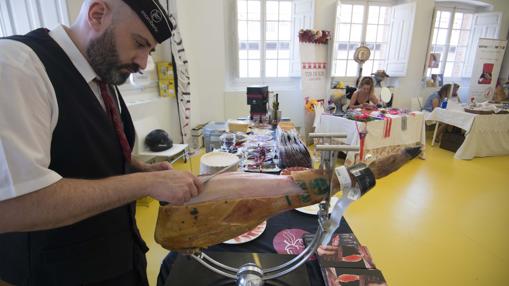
[136, 141, 509, 285]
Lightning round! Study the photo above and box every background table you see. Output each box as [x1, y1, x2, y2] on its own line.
[158, 210, 353, 286]
[426, 108, 509, 159]
[316, 113, 426, 165]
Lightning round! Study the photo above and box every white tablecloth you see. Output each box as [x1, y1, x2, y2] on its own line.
[426, 108, 477, 132]
[317, 113, 426, 164]
[427, 108, 509, 159]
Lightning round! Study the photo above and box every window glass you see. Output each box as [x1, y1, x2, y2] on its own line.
[352, 5, 364, 24]
[248, 60, 261, 77]
[248, 0, 261, 20]
[238, 0, 248, 20]
[237, 0, 292, 79]
[427, 10, 474, 78]
[279, 1, 292, 21]
[266, 1, 279, 20]
[332, 3, 391, 77]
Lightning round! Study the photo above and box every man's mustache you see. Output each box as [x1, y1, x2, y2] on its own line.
[118, 63, 141, 74]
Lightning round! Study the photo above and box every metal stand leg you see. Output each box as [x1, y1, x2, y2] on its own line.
[188, 134, 361, 286]
[187, 149, 194, 173]
[431, 121, 440, 146]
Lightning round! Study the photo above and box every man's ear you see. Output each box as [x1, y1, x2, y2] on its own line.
[88, 1, 110, 32]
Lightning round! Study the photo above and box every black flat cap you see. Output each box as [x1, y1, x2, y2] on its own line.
[121, 0, 173, 43]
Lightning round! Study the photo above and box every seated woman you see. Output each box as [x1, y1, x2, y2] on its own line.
[423, 83, 460, 143]
[348, 77, 380, 109]
[422, 83, 460, 112]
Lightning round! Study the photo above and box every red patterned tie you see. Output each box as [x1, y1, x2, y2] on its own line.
[95, 80, 131, 164]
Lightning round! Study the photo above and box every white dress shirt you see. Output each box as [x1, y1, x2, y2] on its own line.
[0, 139, 15, 198]
[0, 25, 111, 201]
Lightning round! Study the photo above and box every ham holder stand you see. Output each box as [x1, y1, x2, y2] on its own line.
[185, 133, 375, 286]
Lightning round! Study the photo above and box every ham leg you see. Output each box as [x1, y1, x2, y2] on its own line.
[155, 170, 329, 250]
[154, 147, 421, 250]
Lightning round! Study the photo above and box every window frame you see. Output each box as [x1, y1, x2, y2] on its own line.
[0, 0, 70, 36]
[427, 6, 476, 81]
[227, 0, 302, 91]
[330, 0, 393, 79]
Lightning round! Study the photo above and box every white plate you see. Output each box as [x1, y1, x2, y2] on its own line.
[223, 221, 267, 244]
[295, 197, 339, 215]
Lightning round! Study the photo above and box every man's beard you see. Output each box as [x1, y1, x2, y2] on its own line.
[86, 27, 140, 85]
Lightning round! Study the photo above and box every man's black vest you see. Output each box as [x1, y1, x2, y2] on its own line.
[0, 29, 148, 285]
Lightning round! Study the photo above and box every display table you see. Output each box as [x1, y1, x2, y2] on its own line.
[157, 210, 353, 286]
[426, 108, 509, 159]
[316, 113, 426, 164]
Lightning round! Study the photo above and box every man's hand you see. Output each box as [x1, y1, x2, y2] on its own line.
[130, 157, 173, 172]
[0, 167, 201, 233]
[143, 161, 173, 172]
[142, 170, 203, 205]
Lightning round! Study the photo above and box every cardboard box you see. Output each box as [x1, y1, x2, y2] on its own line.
[158, 80, 175, 97]
[304, 233, 376, 269]
[191, 127, 204, 136]
[228, 120, 250, 133]
[322, 267, 387, 286]
[156, 61, 174, 80]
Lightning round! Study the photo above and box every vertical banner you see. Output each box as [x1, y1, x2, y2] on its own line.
[168, 14, 192, 146]
[469, 38, 507, 101]
[299, 29, 331, 143]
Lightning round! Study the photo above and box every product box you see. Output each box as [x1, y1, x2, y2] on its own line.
[304, 233, 376, 269]
[191, 124, 207, 136]
[157, 61, 175, 97]
[156, 61, 174, 80]
[227, 120, 250, 133]
[158, 79, 175, 97]
[304, 231, 386, 285]
[322, 267, 387, 286]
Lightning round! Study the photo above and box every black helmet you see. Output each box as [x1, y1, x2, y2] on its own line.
[145, 129, 173, 152]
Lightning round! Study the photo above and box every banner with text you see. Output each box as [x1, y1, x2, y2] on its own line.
[469, 38, 507, 101]
[299, 29, 331, 142]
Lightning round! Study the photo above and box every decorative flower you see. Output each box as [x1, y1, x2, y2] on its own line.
[299, 29, 331, 44]
[305, 98, 319, 112]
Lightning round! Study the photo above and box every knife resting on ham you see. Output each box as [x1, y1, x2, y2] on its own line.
[155, 147, 421, 250]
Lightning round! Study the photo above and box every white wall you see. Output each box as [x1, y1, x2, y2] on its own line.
[175, 0, 226, 127]
[500, 28, 509, 79]
[314, 0, 337, 30]
[67, 0, 81, 22]
[489, 0, 509, 80]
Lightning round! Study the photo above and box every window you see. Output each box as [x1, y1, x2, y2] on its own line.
[427, 10, 474, 78]
[237, 0, 295, 79]
[427, 8, 501, 79]
[0, 0, 69, 37]
[332, 3, 391, 77]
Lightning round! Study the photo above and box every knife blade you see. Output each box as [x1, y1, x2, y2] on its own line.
[159, 160, 239, 206]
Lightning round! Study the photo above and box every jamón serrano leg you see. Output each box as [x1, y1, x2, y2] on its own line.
[155, 147, 421, 250]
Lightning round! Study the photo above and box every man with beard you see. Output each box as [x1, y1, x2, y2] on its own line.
[0, 0, 201, 285]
